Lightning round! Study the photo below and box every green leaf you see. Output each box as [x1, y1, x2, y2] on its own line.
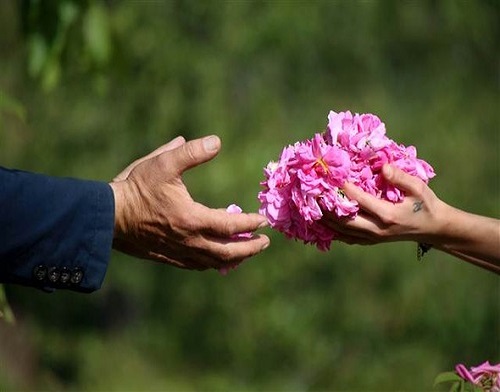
[434, 371, 463, 386]
[450, 381, 461, 392]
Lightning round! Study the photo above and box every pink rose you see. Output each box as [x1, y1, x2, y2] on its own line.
[456, 361, 500, 390]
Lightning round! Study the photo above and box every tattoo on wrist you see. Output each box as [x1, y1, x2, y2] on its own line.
[413, 201, 424, 213]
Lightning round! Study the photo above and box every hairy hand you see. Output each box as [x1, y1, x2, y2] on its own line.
[109, 135, 270, 270]
[322, 164, 447, 245]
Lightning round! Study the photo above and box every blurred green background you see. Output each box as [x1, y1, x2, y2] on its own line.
[0, 0, 499, 390]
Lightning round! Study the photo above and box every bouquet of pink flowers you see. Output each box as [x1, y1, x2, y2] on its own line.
[258, 110, 435, 250]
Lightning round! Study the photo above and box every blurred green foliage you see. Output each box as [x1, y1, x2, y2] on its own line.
[0, 0, 499, 390]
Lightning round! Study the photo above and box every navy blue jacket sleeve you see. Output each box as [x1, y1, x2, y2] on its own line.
[0, 167, 115, 293]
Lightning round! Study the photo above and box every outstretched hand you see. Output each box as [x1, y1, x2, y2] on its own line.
[109, 135, 270, 271]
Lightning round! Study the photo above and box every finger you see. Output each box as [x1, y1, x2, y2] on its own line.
[320, 213, 350, 232]
[162, 135, 221, 175]
[342, 182, 393, 218]
[197, 206, 269, 237]
[161, 234, 270, 270]
[382, 164, 425, 195]
[202, 233, 271, 266]
[114, 136, 186, 181]
[113, 238, 204, 269]
[142, 136, 187, 160]
[321, 213, 380, 241]
[149, 252, 207, 271]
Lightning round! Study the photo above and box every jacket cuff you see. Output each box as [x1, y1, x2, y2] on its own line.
[0, 168, 115, 293]
[78, 182, 115, 292]
[31, 181, 115, 293]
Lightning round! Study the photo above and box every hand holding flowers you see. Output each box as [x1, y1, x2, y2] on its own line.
[258, 110, 435, 251]
[258, 110, 499, 272]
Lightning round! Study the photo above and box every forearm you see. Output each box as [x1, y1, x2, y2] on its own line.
[431, 206, 500, 271]
[436, 249, 500, 274]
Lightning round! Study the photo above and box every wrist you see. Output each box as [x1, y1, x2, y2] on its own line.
[109, 181, 127, 240]
[415, 200, 454, 261]
[423, 199, 454, 245]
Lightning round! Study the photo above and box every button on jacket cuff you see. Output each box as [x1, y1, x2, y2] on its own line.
[0, 167, 115, 293]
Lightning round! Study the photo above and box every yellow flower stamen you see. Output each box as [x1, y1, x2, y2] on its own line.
[314, 157, 329, 173]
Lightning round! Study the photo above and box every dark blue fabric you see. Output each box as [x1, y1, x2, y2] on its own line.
[0, 167, 115, 292]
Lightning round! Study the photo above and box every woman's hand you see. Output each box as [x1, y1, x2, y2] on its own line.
[322, 164, 500, 273]
[322, 164, 446, 245]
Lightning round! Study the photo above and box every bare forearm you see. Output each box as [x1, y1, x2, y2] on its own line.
[431, 206, 500, 271]
[436, 249, 500, 274]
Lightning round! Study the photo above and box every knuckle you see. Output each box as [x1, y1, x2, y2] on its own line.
[212, 213, 237, 237]
[217, 247, 234, 263]
[178, 211, 201, 231]
[392, 170, 402, 182]
[184, 143, 198, 163]
[380, 212, 397, 226]
[169, 212, 185, 230]
[222, 219, 236, 236]
[371, 230, 385, 240]
[415, 181, 427, 197]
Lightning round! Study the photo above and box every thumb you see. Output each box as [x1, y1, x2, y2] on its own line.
[165, 135, 221, 175]
[114, 136, 186, 182]
[382, 164, 425, 194]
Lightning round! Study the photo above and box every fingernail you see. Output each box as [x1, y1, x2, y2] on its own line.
[203, 136, 220, 152]
[261, 240, 270, 250]
[383, 164, 392, 177]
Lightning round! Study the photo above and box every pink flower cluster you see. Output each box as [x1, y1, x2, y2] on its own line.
[456, 361, 500, 391]
[258, 110, 435, 250]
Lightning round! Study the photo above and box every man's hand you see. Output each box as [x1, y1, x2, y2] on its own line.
[109, 135, 270, 271]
